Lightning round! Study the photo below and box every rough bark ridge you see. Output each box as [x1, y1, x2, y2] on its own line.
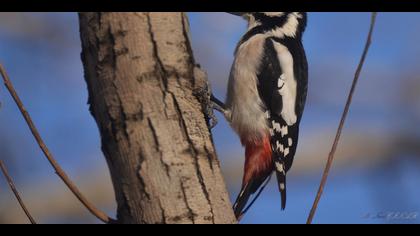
[78, 12, 236, 224]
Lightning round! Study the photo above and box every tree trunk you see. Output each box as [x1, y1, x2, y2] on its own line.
[78, 12, 236, 224]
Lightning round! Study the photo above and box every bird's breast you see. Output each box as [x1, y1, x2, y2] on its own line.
[226, 34, 269, 143]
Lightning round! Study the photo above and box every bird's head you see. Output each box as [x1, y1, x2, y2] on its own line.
[228, 12, 307, 38]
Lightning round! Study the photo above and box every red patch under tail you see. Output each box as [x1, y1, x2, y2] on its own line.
[233, 135, 273, 219]
[242, 135, 273, 186]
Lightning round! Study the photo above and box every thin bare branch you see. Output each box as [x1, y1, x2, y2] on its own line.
[0, 63, 115, 224]
[306, 12, 378, 224]
[0, 160, 37, 224]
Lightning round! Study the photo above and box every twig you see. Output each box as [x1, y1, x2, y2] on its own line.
[306, 12, 378, 224]
[0, 63, 115, 224]
[0, 160, 37, 224]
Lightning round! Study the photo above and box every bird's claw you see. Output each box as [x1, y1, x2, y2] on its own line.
[193, 82, 219, 129]
[193, 66, 229, 129]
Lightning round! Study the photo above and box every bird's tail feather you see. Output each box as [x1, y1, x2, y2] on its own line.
[233, 135, 273, 220]
[233, 174, 272, 219]
[233, 180, 254, 219]
[274, 162, 287, 210]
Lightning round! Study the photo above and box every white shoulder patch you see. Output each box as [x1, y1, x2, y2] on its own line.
[272, 40, 298, 126]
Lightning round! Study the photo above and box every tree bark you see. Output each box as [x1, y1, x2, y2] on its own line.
[78, 12, 236, 224]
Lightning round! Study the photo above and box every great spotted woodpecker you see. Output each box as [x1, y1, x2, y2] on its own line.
[210, 12, 308, 219]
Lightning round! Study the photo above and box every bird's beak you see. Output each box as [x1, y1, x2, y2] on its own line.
[227, 12, 246, 17]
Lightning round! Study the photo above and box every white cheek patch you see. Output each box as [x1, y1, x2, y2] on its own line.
[282, 13, 300, 38]
[273, 41, 298, 126]
[269, 13, 301, 39]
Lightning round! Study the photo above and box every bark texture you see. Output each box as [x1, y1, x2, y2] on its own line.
[78, 12, 236, 224]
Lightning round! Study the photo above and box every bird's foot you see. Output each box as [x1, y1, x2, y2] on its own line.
[193, 67, 229, 129]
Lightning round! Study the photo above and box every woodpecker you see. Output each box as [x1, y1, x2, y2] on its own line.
[210, 12, 308, 219]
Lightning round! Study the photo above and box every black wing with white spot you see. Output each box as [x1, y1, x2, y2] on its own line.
[257, 37, 308, 209]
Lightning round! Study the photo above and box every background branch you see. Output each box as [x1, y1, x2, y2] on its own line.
[306, 12, 378, 224]
[0, 160, 36, 224]
[0, 63, 115, 224]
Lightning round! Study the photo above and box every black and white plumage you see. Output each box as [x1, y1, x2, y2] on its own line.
[223, 12, 308, 218]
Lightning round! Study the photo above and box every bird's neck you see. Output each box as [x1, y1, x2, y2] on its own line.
[246, 12, 306, 39]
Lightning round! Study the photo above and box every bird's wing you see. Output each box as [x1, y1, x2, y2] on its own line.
[257, 37, 306, 209]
